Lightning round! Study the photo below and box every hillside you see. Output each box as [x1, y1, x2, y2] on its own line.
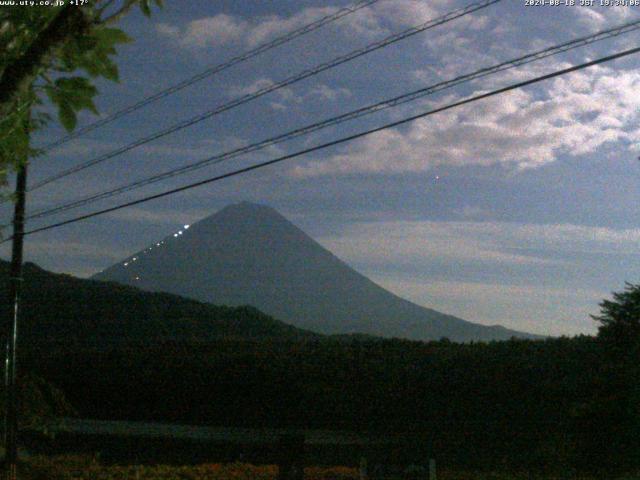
[93, 202, 539, 342]
[0, 260, 317, 343]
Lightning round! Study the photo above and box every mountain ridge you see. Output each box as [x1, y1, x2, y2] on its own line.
[93, 202, 540, 342]
[0, 260, 318, 343]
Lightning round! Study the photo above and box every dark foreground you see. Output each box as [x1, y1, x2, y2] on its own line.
[18, 333, 640, 477]
[12, 455, 640, 480]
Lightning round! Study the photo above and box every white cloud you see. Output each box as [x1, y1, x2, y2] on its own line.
[156, 22, 180, 39]
[371, 0, 440, 28]
[227, 80, 350, 111]
[456, 205, 492, 220]
[316, 220, 640, 269]
[156, 1, 462, 50]
[157, 7, 344, 49]
[308, 84, 352, 102]
[372, 275, 604, 336]
[574, 4, 637, 30]
[157, 14, 247, 48]
[244, 7, 343, 47]
[314, 219, 640, 335]
[291, 65, 640, 176]
[104, 207, 211, 225]
[23, 240, 128, 261]
[317, 221, 554, 268]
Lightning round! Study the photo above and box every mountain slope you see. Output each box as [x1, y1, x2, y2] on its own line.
[0, 260, 317, 343]
[93, 202, 539, 342]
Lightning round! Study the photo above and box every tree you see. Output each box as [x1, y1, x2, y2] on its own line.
[592, 282, 640, 348]
[574, 283, 640, 473]
[0, 0, 162, 189]
[0, 2, 162, 476]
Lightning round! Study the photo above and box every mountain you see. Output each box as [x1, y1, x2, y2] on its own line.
[93, 202, 539, 342]
[0, 260, 317, 344]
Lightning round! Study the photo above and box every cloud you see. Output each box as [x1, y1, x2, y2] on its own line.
[574, 4, 637, 30]
[0, 239, 130, 277]
[315, 219, 640, 335]
[157, 14, 247, 48]
[370, 0, 440, 28]
[23, 240, 128, 261]
[308, 84, 352, 101]
[291, 65, 640, 177]
[317, 221, 555, 269]
[456, 205, 492, 220]
[316, 220, 640, 269]
[244, 7, 349, 47]
[227, 78, 297, 103]
[226, 80, 351, 112]
[104, 207, 210, 225]
[156, 1, 461, 50]
[157, 7, 341, 49]
[373, 275, 604, 336]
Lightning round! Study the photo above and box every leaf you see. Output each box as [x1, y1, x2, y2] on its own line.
[55, 77, 98, 112]
[101, 60, 119, 82]
[0, 3, 152, 188]
[43, 77, 98, 131]
[93, 27, 132, 47]
[140, 0, 152, 17]
[68, 27, 129, 80]
[58, 102, 77, 132]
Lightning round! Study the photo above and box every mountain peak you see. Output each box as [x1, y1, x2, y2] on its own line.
[93, 203, 539, 342]
[220, 201, 277, 214]
[196, 201, 291, 229]
[187, 202, 307, 248]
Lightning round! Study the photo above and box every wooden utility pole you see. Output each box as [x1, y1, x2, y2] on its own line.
[3, 162, 28, 480]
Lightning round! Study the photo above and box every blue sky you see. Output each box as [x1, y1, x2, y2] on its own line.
[2, 0, 640, 336]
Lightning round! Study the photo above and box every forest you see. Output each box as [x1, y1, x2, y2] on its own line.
[1, 262, 639, 476]
[21, 332, 639, 476]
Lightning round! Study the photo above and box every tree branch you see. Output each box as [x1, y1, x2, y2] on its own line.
[101, 0, 139, 25]
[0, 6, 91, 119]
[95, 0, 118, 17]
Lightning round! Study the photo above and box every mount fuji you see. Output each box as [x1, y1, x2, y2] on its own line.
[93, 202, 538, 342]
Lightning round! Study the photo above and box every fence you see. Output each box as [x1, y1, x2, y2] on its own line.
[22, 418, 437, 479]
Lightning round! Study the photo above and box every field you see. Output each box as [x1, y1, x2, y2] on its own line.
[14, 456, 640, 480]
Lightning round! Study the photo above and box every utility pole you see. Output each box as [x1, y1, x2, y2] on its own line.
[3, 161, 28, 480]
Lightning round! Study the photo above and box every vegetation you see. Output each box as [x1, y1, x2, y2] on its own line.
[0, 0, 161, 191]
[0, 373, 75, 432]
[8, 4, 637, 479]
[576, 283, 640, 473]
[1, 262, 638, 476]
[0, 260, 318, 342]
[22, 335, 632, 476]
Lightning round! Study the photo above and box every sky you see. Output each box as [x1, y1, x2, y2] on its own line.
[2, 0, 640, 336]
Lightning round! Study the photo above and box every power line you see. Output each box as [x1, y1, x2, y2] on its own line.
[28, 0, 501, 191]
[11, 45, 640, 242]
[38, 0, 383, 153]
[25, 19, 640, 222]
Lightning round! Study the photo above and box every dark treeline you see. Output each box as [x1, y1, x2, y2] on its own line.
[0, 261, 318, 342]
[22, 334, 638, 475]
[2, 261, 639, 475]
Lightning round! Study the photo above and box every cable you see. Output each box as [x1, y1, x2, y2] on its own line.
[30, 0, 498, 189]
[9, 45, 639, 242]
[28, 0, 501, 191]
[38, 0, 383, 153]
[26, 19, 640, 221]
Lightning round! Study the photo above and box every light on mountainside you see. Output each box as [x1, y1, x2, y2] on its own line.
[92, 202, 541, 342]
